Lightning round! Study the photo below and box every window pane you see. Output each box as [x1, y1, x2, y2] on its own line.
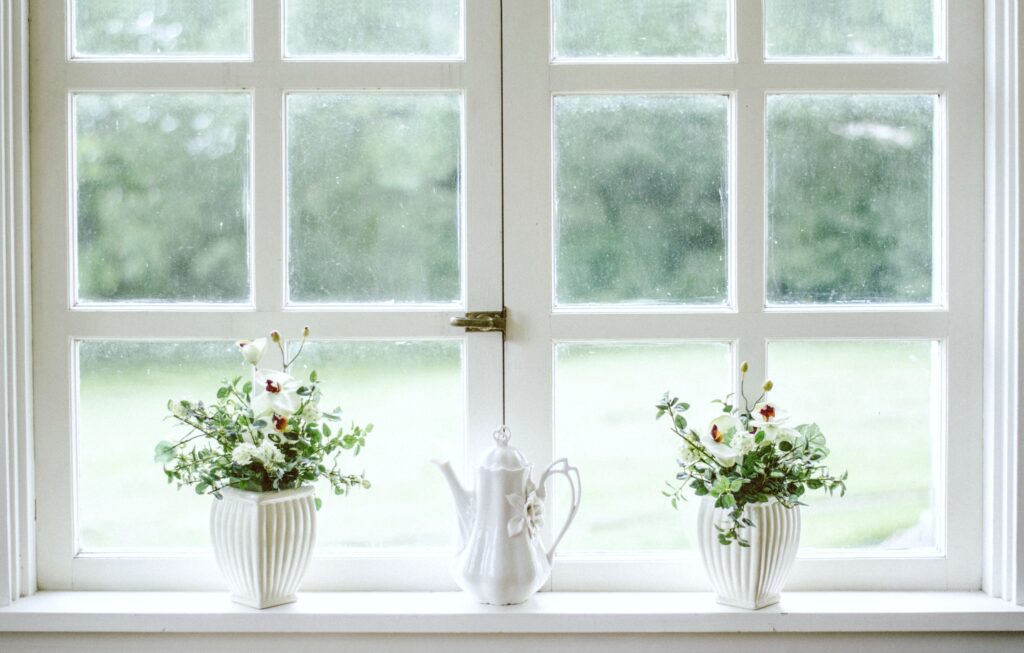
[555, 342, 731, 551]
[75, 94, 250, 303]
[73, 0, 250, 58]
[767, 341, 938, 550]
[765, 0, 936, 59]
[78, 339, 463, 551]
[554, 95, 729, 306]
[766, 95, 935, 305]
[289, 341, 463, 549]
[285, 0, 462, 58]
[78, 341, 244, 550]
[553, 0, 729, 59]
[288, 94, 461, 304]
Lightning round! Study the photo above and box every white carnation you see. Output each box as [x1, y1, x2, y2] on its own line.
[231, 443, 258, 466]
[255, 440, 285, 468]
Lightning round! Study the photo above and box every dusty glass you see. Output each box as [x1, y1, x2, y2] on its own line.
[553, 0, 729, 59]
[77, 341, 246, 550]
[289, 340, 463, 549]
[73, 0, 250, 57]
[74, 94, 250, 303]
[287, 93, 462, 304]
[554, 95, 729, 306]
[554, 342, 732, 551]
[285, 0, 462, 58]
[767, 340, 938, 550]
[766, 95, 935, 305]
[765, 0, 937, 58]
[77, 339, 463, 550]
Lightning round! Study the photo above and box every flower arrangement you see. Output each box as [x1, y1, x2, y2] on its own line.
[154, 328, 372, 508]
[656, 362, 847, 546]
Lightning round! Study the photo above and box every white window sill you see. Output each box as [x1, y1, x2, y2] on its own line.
[1, 591, 1023, 634]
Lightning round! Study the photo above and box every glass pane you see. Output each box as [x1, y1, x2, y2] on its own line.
[288, 94, 461, 304]
[553, 0, 729, 59]
[73, 0, 250, 58]
[290, 341, 463, 548]
[78, 339, 463, 551]
[767, 340, 938, 550]
[555, 342, 731, 551]
[765, 0, 936, 59]
[78, 341, 245, 550]
[766, 95, 935, 305]
[75, 94, 250, 303]
[285, 0, 462, 58]
[554, 95, 729, 306]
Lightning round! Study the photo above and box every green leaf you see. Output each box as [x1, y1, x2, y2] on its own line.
[314, 496, 323, 510]
[310, 370, 318, 383]
[216, 386, 230, 400]
[154, 440, 177, 464]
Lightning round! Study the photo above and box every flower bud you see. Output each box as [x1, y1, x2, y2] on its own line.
[270, 330, 281, 343]
[740, 361, 749, 374]
[762, 380, 773, 392]
[303, 325, 311, 337]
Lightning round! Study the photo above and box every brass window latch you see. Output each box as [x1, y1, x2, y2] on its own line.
[450, 307, 507, 335]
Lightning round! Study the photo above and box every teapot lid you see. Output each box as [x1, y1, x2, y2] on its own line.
[481, 426, 529, 471]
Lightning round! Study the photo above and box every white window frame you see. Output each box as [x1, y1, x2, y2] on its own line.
[26, 0, 505, 591]
[0, 0, 1020, 603]
[504, 0, 983, 591]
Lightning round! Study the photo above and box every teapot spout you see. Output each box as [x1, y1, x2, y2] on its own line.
[431, 459, 474, 546]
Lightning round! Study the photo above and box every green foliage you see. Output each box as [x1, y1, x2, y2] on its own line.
[656, 369, 848, 547]
[155, 331, 372, 503]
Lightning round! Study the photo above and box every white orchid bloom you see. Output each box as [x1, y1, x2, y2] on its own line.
[236, 337, 267, 366]
[750, 402, 789, 430]
[700, 414, 745, 468]
[251, 369, 302, 417]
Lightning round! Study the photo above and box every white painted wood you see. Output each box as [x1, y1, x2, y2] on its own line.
[984, 0, 1024, 606]
[504, 0, 985, 591]
[0, 0, 32, 607]
[1, 591, 1023, 634]
[29, 0, 504, 590]
[6, 632, 1024, 653]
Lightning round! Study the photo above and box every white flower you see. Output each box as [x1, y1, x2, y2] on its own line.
[700, 415, 745, 468]
[507, 482, 544, 539]
[258, 413, 292, 436]
[251, 370, 302, 417]
[236, 338, 267, 366]
[232, 443, 258, 466]
[731, 431, 757, 455]
[751, 402, 789, 430]
[255, 440, 285, 468]
[170, 400, 189, 420]
[678, 445, 699, 465]
[299, 403, 322, 424]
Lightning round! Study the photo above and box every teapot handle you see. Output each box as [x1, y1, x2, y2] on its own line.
[538, 458, 581, 565]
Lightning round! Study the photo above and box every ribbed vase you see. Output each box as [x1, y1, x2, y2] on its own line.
[210, 486, 317, 609]
[697, 497, 800, 610]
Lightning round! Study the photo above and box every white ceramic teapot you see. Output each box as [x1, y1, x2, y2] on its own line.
[433, 426, 581, 605]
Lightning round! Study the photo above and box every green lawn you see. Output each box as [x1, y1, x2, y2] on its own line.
[76, 340, 936, 553]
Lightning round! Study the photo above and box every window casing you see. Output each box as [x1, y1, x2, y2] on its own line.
[28, 0, 986, 592]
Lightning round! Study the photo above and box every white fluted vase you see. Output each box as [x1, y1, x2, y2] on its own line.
[210, 486, 317, 609]
[697, 497, 800, 610]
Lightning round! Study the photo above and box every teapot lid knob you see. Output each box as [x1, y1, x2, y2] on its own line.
[492, 425, 512, 447]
